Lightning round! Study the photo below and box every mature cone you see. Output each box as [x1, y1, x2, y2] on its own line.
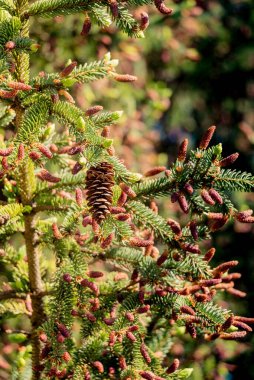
[86, 162, 114, 223]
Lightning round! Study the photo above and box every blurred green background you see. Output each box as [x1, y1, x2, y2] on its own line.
[1, 0, 254, 378]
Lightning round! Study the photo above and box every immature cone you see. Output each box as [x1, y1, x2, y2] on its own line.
[154, 0, 173, 15]
[140, 12, 149, 30]
[219, 153, 239, 167]
[199, 125, 216, 149]
[177, 138, 188, 161]
[86, 162, 114, 223]
[81, 15, 92, 36]
[166, 358, 180, 374]
[108, 0, 119, 17]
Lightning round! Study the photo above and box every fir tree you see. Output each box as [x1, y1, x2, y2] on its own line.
[0, 1, 254, 379]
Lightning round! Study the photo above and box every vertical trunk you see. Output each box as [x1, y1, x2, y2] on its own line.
[14, 1, 45, 378]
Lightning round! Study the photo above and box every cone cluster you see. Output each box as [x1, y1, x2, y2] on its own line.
[86, 162, 114, 223]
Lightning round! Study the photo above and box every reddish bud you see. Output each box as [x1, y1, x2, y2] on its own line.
[109, 331, 116, 346]
[204, 247, 216, 262]
[140, 343, 151, 363]
[92, 361, 104, 373]
[128, 325, 139, 332]
[220, 331, 247, 340]
[75, 188, 83, 206]
[1, 157, 9, 170]
[154, 0, 173, 15]
[89, 297, 100, 312]
[82, 216, 92, 227]
[209, 188, 223, 204]
[84, 371, 91, 380]
[227, 288, 246, 298]
[37, 144, 53, 159]
[104, 317, 116, 326]
[233, 321, 252, 332]
[52, 223, 63, 239]
[57, 333, 65, 343]
[5, 41, 15, 49]
[72, 161, 83, 175]
[40, 345, 51, 359]
[117, 191, 128, 206]
[101, 233, 114, 249]
[180, 242, 200, 254]
[56, 323, 70, 338]
[80, 279, 99, 296]
[219, 153, 239, 167]
[180, 305, 196, 316]
[144, 166, 166, 177]
[119, 356, 127, 370]
[171, 192, 179, 203]
[157, 250, 169, 266]
[207, 212, 224, 220]
[129, 237, 153, 247]
[126, 331, 136, 342]
[166, 358, 180, 374]
[234, 316, 254, 324]
[92, 221, 100, 238]
[125, 312, 135, 322]
[101, 126, 110, 138]
[85, 312, 96, 322]
[37, 169, 61, 183]
[139, 371, 155, 380]
[199, 279, 222, 286]
[119, 183, 136, 198]
[186, 323, 197, 338]
[178, 194, 189, 213]
[115, 213, 130, 221]
[8, 81, 32, 91]
[29, 151, 41, 160]
[131, 268, 139, 281]
[0, 147, 13, 157]
[137, 305, 150, 314]
[199, 126, 216, 149]
[60, 61, 77, 77]
[58, 89, 75, 103]
[39, 333, 47, 343]
[67, 145, 83, 155]
[108, 0, 119, 17]
[87, 271, 103, 278]
[236, 210, 254, 223]
[81, 16, 91, 35]
[190, 221, 198, 240]
[49, 144, 58, 153]
[63, 273, 72, 283]
[177, 138, 188, 161]
[62, 351, 71, 362]
[184, 182, 194, 195]
[167, 219, 182, 236]
[201, 189, 215, 205]
[17, 144, 25, 161]
[221, 316, 234, 331]
[213, 261, 238, 276]
[85, 105, 103, 116]
[140, 12, 149, 30]
[114, 74, 137, 83]
[0, 89, 17, 98]
[208, 215, 228, 231]
[110, 206, 126, 214]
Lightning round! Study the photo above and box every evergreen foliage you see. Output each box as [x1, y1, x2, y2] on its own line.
[0, 1, 253, 379]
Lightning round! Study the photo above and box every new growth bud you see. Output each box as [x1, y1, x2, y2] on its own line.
[177, 138, 188, 162]
[154, 0, 173, 15]
[199, 125, 216, 149]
